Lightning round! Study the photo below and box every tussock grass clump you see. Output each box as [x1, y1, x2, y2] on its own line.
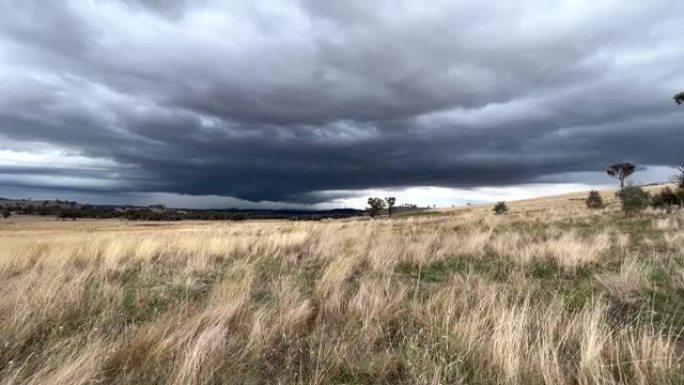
[1, 202, 683, 384]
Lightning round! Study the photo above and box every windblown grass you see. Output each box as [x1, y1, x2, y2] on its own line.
[1, 200, 683, 384]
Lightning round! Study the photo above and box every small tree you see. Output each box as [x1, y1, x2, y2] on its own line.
[367, 197, 386, 218]
[493, 201, 509, 215]
[616, 186, 650, 215]
[674, 92, 684, 105]
[384, 197, 396, 218]
[607, 163, 636, 188]
[1, 209, 11, 219]
[585, 190, 604, 209]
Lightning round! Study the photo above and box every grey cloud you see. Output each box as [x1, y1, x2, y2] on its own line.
[0, 0, 682, 204]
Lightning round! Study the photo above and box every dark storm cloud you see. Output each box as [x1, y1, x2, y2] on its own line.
[0, 0, 682, 203]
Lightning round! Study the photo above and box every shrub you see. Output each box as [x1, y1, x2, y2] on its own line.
[651, 187, 682, 210]
[616, 186, 650, 215]
[1, 209, 10, 219]
[650, 193, 666, 209]
[585, 190, 604, 209]
[493, 201, 509, 215]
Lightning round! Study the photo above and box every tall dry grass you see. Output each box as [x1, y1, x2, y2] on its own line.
[0, 204, 683, 384]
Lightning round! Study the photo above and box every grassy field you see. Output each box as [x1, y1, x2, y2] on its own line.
[1, 189, 684, 384]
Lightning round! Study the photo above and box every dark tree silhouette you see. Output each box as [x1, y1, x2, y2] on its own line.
[385, 197, 396, 218]
[367, 197, 386, 217]
[675, 92, 684, 105]
[607, 163, 636, 188]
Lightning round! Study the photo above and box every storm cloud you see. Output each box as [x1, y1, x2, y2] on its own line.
[0, 0, 682, 206]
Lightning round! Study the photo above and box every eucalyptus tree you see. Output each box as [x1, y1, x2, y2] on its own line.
[607, 163, 636, 188]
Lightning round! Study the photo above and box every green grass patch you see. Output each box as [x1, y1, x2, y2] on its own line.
[638, 289, 684, 330]
[395, 254, 517, 284]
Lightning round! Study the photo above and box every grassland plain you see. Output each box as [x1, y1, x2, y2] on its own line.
[1, 189, 684, 384]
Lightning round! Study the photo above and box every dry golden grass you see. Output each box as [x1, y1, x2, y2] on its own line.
[1, 191, 683, 384]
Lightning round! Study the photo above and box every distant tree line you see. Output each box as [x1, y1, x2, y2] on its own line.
[0, 203, 364, 221]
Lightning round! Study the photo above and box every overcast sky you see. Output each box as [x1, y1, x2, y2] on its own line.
[0, 0, 682, 209]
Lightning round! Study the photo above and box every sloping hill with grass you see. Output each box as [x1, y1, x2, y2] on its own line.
[432, 183, 676, 215]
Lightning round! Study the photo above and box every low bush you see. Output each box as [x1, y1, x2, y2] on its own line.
[493, 201, 509, 215]
[585, 190, 604, 209]
[616, 186, 650, 215]
[651, 187, 682, 210]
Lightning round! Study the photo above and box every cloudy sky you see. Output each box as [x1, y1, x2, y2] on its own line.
[0, 0, 682, 209]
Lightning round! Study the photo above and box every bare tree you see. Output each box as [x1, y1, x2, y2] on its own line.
[672, 163, 684, 188]
[607, 162, 636, 188]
